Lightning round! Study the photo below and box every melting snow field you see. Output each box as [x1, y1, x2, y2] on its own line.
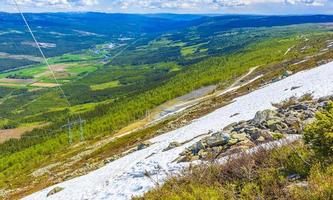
[25, 62, 333, 200]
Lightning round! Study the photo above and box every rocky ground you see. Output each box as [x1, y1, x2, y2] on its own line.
[177, 94, 333, 162]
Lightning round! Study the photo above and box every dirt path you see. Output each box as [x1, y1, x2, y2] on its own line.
[227, 66, 259, 89]
[284, 45, 295, 56]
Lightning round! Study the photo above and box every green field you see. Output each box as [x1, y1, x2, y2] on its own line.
[181, 42, 209, 56]
[91, 80, 121, 91]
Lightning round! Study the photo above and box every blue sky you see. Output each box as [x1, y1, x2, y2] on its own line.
[1, 0, 333, 14]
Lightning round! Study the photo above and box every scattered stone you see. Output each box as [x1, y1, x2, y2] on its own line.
[303, 118, 316, 125]
[228, 138, 239, 145]
[283, 70, 293, 77]
[252, 110, 277, 125]
[223, 122, 238, 132]
[231, 133, 248, 141]
[47, 186, 64, 197]
[291, 86, 302, 91]
[272, 77, 282, 83]
[246, 128, 261, 140]
[293, 181, 308, 188]
[285, 116, 300, 127]
[163, 141, 181, 151]
[236, 140, 255, 149]
[257, 136, 265, 142]
[198, 149, 209, 159]
[266, 118, 281, 128]
[177, 96, 329, 162]
[287, 174, 301, 181]
[230, 113, 240, 118]
[214, 146, 224, 154]
[191, 141, 205, 154]
[206, 132, 230, 148]
[291, 103, 308, 110]
[137, 141, 153, 150]
[286, 181, 309, 191]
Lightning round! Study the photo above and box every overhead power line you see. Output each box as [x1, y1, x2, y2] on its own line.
[12, 0, 72, 107]
[12, 0, 87, 144]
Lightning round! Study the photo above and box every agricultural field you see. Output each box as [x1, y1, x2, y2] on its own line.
[91, 81, 121, 91]
[0, 53, 101, 87]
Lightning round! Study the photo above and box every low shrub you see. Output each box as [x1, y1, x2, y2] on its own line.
[304, 102, 333, 162]
[291, 163, 333, 200]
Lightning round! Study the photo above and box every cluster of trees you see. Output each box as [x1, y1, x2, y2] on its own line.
[6, 74, 33, 79]
[0, 58, 37, 72]
[111, 22, 325, 67]
[0, 118, 18, 129]
[63, 63, 178, 104]
[0, 88, 46, 118]
[304, 102, 333, 161]
[0, 87, 13, 98]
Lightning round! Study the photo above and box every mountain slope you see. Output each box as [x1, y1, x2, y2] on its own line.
[1, 14, 333, 199]
[1, 25, 333, 199]
[24, 61, 333, 200]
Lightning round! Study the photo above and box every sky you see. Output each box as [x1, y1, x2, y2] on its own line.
[1, 0, 333, 15]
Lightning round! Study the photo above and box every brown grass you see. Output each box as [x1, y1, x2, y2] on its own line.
[0, 125, 42, 143]
[272, 96, 298, 109]
[30, 82, 60, 88]
[0, 78, 34, 84]
[272, 93, 314, 109]
[49, 64, 68, 72]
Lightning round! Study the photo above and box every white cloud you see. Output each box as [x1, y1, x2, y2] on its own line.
[8, 0, 98, 8]
[112, 0, 328, 10]
[5, 0, 331, 12]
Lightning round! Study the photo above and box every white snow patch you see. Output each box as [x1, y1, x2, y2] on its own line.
[25, 61, 333, 200]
